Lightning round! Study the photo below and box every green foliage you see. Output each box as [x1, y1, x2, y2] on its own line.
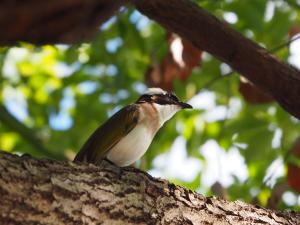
[0, 1, 300, 210]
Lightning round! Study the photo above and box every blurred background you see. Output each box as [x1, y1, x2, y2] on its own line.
[1, 0, 300, 210]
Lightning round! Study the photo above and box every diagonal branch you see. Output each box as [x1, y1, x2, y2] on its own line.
[131, 0, 300, 119]
[202, 33, 300, 89]
[0, 104, 63, 159]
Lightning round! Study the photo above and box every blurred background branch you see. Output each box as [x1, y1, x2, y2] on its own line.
[0, 104, 62, 159]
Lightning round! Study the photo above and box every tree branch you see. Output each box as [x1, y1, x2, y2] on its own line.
[202, 33, 300, 90]
[0, 0, 124, 44]
[0, 151, 299, 225]
[2, 0, 300, 119]
[131, 0, 300, 119]
[0, 104, 62, 159]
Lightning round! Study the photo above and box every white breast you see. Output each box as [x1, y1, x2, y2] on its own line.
[106, 102, 181, 167]
[106, 124, 154, 166]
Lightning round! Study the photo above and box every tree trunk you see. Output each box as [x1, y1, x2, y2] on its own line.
[0, 151, 299, 225]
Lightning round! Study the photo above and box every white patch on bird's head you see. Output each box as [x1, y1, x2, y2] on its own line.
[144, 87, 167, 96]
[153, 103, 181, 125]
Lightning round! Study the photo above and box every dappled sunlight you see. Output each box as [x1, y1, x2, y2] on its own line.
[149, 136, 202, 182]
[288, 34, 300, 69]
[200, 140, 248, 187]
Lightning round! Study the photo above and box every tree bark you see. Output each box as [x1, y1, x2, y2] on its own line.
[0, 0, 123, 44]
[130, 0, 300, 120]
[0, 151, 299, 225]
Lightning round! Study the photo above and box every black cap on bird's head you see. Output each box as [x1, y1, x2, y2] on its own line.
[136, 88, 193, 109]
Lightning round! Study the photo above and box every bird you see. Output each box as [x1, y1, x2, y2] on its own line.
[74, 87, 192, 167]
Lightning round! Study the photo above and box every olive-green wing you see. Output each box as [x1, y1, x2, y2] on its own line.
[74, 104, 139, 164]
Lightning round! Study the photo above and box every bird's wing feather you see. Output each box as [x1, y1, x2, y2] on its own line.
[74, 104, 139, 163]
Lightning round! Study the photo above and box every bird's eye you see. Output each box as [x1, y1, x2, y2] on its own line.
[169, 94, 179, 102]
[137, 94, 152, 102]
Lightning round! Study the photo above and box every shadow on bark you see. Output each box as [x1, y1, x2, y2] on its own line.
[0, 151, 299, 225]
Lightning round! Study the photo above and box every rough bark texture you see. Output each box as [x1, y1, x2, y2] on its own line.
[0, 151, 299, 225]
[0, 0, 123, 44]
[131, 0, 300, 120]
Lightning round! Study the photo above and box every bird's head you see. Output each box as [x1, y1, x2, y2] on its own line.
[136, 88, 192, 125]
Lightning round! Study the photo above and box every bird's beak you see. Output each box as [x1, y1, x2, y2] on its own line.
[178, 102, 193, 109]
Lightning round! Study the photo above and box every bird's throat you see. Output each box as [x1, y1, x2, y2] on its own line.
[152, 103, 181, 125]
[106, 103, 179, 167]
